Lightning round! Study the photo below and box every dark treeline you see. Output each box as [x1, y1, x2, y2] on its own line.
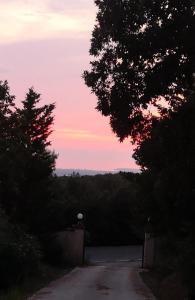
[52, 172, 143, 246]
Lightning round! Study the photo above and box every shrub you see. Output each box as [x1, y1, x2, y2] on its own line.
[40, 233, 65, 266]
[0, 210, 42, 288]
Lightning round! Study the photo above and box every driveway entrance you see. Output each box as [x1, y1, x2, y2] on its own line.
[29, 246, 155, 300]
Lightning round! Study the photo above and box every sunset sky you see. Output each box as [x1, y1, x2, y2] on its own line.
[0, 0, 138, 171]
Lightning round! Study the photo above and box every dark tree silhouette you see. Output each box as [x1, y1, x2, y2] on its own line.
[0, 83, 57, 232]
[84, 2, 195, 297]
[134, 91, 195, 299]
[18, 88, 56, 179]
[0, 81, 19, 214]
[134, 92, 195, 231]
[15, 88, 57, 231]
[84, 0, 195, 142]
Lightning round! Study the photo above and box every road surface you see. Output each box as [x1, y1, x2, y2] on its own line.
[29, 246, 155, 300]
[85, 245, 142, 263]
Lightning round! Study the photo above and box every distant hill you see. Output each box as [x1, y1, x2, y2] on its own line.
[55, 168, 140, 177]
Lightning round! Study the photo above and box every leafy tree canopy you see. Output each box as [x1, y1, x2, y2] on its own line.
[84, 0, 195, 142]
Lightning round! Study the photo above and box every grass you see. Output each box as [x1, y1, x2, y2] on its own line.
[0, 263, 72, 300]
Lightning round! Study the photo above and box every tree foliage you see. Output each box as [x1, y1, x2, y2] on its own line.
[134, 92, 195, 233]
[0, 208, 41, 288]
[84, 0, 195, 142]
[50, 173, 142, 245]
[0, 82, 58, 288]
[84, 1, 195, 297]
[134, 91, 195, 298]
[0, 81, 56, 233]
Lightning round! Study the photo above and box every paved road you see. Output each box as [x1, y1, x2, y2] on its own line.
[85, 245, 142, 263]
[29, 246, 155, 300]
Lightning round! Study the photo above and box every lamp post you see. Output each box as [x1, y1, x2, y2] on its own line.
[77, 213, 84, 225]
[77, 212, 85, 264]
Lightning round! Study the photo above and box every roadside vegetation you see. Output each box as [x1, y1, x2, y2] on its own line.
[0, 264, 70, 300]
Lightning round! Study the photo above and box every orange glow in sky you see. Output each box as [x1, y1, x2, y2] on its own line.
[0, 0, 138, 171]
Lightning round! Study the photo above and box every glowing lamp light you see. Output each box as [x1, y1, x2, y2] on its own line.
[77, 213, 84, 220]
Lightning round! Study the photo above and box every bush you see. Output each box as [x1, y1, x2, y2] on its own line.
[40, 233, 65, 266]
[0, 210, 42, 288]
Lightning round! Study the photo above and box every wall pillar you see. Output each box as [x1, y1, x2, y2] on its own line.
[143, 232, 155, 268]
